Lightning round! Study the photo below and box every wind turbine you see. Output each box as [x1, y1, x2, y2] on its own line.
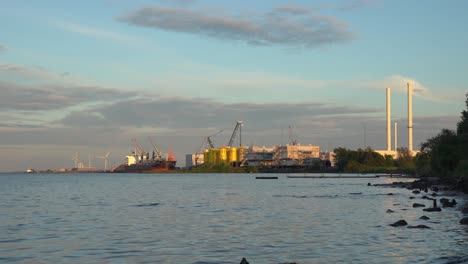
[72, 152, 80, 168]
[96, 152, 111, 171]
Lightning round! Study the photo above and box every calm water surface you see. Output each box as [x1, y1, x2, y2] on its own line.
[0, 173, 467, 264]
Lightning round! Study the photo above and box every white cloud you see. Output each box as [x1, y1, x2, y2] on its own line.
[57, 21, 141, 45]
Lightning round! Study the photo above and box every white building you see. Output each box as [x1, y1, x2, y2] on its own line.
[185, 153, 205, 168]
[243, 144, 321, 166]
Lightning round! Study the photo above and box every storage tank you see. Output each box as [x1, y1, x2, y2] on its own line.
[209, 148, 220, 164]
[220, 147, 228, 161]
[228, 147, 238, 162]
[203, 149, 210, 165]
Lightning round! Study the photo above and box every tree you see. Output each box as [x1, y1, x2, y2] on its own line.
[396, 148, 415, 169]
[333, 147, 352, 171]
[421, 129, 459, 177]
[384, 155, 395, 167]
[455, 93, 468, 178]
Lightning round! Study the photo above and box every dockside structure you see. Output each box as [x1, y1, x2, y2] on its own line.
[187, 144, 321, 168]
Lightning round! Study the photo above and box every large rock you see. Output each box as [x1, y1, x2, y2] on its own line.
[240, 257, 249, 264]
[390, 220, 408, 227]
[460, 217, 468, 225]
[423, 207, 442, 212]
[419, 215, 430, 220]
[412, 190, 421, 194]
[386, 209, 395, 213]
[413, 203, 425, 208]
[440, 198, 457, 208]
[407, 225, 431, 229]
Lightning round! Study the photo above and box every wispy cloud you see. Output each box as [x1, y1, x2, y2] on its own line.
[337, 0, 380, 11]
[273, 5, 311, 15]
[0, 63, 68, 85]
[57, 21, 140, 44]
[0, 81, 135, 111]
[118, 6, 356, 49]
[154, 0, 197, 5]
[0, 44, 5, 53]
[351, 75, 449, 102]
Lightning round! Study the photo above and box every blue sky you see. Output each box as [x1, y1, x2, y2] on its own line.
[0, 0, 467, 171]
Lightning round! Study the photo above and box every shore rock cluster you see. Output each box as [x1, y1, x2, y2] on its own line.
[376, 178, 468, 228]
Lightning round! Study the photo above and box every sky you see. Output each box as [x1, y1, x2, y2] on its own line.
[0, 0, 467, 171]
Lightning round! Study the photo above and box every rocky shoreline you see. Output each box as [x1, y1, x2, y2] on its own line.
[372, 177, 468, 227]
[237, 177, 468, 264]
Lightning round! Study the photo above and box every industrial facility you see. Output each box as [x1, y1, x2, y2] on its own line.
[376, 82, 417, 157]
[185, 121, 325, 170]
[186, 82, 418, 170]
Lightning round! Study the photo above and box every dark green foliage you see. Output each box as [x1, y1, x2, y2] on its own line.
[419, 129, 459, 177]
[333, 147, 396, 173]
[396, 148, 415, 169]
[415, 93, 468, 185]
[456, 93, 468, 178]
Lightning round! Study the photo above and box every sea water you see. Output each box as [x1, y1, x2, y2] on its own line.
[0, 173, 467, 264]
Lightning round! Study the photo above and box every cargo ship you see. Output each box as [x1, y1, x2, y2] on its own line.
[113, 139, 176, 173]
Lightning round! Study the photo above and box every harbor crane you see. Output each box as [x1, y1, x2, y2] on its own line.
[207, 129, 224, 148]
[194, 129, 224, 166]
[148, 136, 163, 160]
[131, 138, 148, 161]
[228, 121, 243, 147]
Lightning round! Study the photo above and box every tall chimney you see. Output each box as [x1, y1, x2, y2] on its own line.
[394, 121, 398, 151]
[386, 87, 391, 151]
[407, 82, 413, 152]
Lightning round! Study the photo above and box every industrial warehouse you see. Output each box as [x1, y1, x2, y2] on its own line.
[185, 121, 330, 172]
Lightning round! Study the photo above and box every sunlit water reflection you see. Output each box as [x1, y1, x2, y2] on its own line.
[0, 173, 467, 263]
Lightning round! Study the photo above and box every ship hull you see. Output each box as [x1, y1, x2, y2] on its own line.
[113, 160, 176, 173]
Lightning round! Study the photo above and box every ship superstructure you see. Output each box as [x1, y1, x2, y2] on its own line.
[113, 138, 176, 173]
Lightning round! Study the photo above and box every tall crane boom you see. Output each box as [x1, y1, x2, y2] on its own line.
[206, 129, 224, 148]
[207, 137, 215, 148]
[148, 137, 163, 160]
[131, 138, 145, 155]
[228, 121, 242, 147]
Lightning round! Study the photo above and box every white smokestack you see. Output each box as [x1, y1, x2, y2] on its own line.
[386, 87, 391, 151]
[407, 82, 413, 152]
[394, 121, 398, 151]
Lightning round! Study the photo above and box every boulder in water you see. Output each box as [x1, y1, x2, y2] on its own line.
[240, 257, 249, 264]
[412, 190, 421, 194]
[423, 207, 442, 212]
[413, 203, 425, 208]
[407, 225, 431, 229]
[460, 217, 468, 225]
[386, 209, 395, 213]
[440, 198, 457, 207]
[390, 220, 408, 227]
[419, 215, 430, 220]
